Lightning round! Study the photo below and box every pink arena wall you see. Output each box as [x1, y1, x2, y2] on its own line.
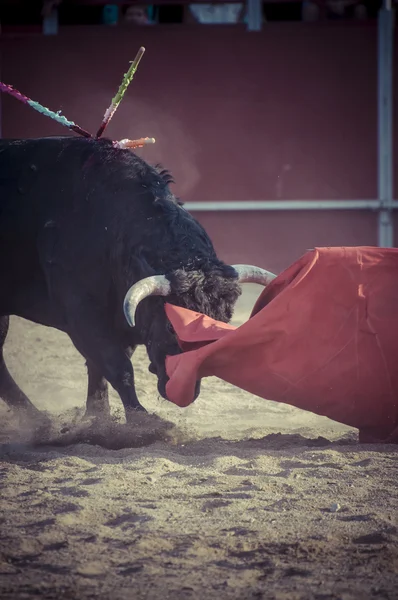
[1, 23, 397, 274]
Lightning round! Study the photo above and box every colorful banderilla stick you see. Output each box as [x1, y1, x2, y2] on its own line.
[114, 137, 156, 149]
[0, 81, 92, 138]
[95, 46, 146, 139]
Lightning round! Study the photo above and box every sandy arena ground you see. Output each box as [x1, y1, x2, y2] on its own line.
[0, 286, 397, 600]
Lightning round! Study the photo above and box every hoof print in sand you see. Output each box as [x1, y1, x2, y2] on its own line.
[58, 487, 90, 498]
[53, 502, 82, 515]
[283, 567, 312, 578]
[352, 532, 389, 545]
[43, 541, 69, 551]
[118, 563, 144, 576]
[201, 499, 232, 512]
[33, 563, 70, 575]
[79, 477, 103, 486]
[338, 514, 373, 522]
[18, 518, 55, 529]
[53, 477, 74, 484]
[105, 512, 153, 529]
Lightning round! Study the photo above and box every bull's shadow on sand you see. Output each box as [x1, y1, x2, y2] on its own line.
[0, 407, 396, 469]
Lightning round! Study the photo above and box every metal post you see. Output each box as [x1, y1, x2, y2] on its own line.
[0, 71, 2, 139]
[185, 199, 398, 211]
[0, 42, 2, 138]
[246, 0, 262, 31]
[377, 0, 395, 247]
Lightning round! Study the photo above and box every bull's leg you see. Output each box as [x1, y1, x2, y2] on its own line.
[83, 345, 137, 420]
[86, 350, 145, 423]
[68, 324, 145, 423]
[84, 359, 111, 420]
[0, 316, 42, 418]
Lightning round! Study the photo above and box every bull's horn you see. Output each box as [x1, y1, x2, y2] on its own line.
[124, 275, 171, 327]
[232, 264, 277, 286]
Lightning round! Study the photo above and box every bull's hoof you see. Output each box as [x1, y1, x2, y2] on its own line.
[125, 404, 147, 423]
[83, 398, 111, 423]
[82, 410, 112, 423]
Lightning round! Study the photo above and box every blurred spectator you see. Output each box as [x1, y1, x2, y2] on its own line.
[326, 0, 368, 19]
[102, 4, 119, 25]
[123, 4, 156, 25]
[187, 3, 245, 24]
[301, 0, 369, 22]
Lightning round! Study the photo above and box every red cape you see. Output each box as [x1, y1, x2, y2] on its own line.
[165, 247, 398, 444]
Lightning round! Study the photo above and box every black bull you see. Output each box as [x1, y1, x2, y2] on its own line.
[0, 136, 275, 424]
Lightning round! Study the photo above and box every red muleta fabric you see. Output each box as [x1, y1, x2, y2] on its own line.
[165, 247, 398, 444]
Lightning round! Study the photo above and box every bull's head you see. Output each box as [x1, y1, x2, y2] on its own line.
[123, 265, 276, 401]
